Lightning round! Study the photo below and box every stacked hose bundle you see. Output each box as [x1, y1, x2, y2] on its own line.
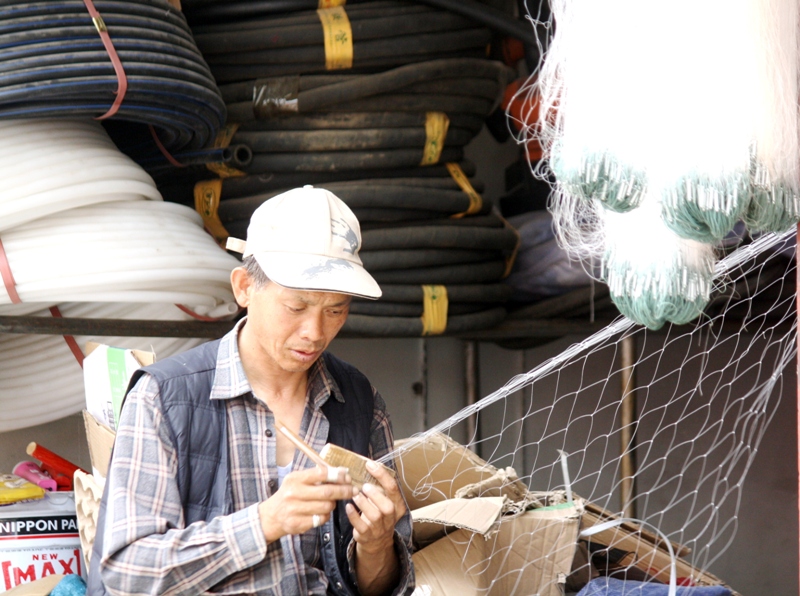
[0, 119, 161, 231]
[189, 1, 493, 82]
[167, 1, 519, 336]
[146, 58, 513, 184]
[0, 302, 209, 432]
[218, 177, 490, 235]
[0, 0, 225, 162]
[0, 201, 240, 315]
[221, 58, 510, 175]
[214, 176, 516, 337]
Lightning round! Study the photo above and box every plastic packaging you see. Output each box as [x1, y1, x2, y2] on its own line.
[0, 474, 45, 505]
[12, 462, 57, 492]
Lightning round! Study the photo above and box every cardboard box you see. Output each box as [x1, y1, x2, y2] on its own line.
[397, 433, 736, 595]
[412, 505, 583, 596]
[81, 412, 115, 480]
[83, 343, 155, 432]
[396, 434, 581, 596]
[82, 343, 154, 478]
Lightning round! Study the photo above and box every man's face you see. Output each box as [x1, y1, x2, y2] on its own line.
[239, 278, 351, 375]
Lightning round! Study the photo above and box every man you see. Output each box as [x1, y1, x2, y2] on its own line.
[88, 186, 415, 595]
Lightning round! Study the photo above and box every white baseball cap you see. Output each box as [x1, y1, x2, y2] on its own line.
[225, 186, 381, 299]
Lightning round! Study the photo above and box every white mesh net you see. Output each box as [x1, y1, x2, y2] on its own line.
[388, 228, 796, 595]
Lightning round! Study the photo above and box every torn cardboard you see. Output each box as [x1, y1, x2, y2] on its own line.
[397, 432, 736, 595]
[412, 502, 583, 596]
[397, 433, 581, 596]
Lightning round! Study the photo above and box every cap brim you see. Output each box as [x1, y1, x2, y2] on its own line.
[254, 252, 382, 299]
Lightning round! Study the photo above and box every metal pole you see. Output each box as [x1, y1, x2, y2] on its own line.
[619, 334, 638, 518]
[465, 340, 479, 453]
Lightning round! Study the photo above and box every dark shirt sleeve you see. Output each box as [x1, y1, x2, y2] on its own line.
[346, 387, 416, 595]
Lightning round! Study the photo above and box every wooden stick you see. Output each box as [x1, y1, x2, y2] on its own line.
[273, 418, 329, 469]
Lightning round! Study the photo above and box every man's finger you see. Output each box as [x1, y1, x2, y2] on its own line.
[346, 502, 369, 536]
[361, 483, 395, 517]
[366, 460, 399, 492]
[296, 465, 352, 486]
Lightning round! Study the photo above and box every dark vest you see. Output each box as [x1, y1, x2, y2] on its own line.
[88, 339, 374, 596]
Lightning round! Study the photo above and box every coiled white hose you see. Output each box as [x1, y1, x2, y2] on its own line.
[0, 119, 162, 231]
[0, 201, 240, 313]
[0, 302, 214, 432]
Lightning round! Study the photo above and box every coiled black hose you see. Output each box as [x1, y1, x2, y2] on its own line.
[217, 179, 491, 222]
[155, 159, 477, 203]
[201, 59, 512, 176]
[0, 0, 225, 155]
[342, 307, 507, 336]
[182, 0, 539, 51]
[221, 58, 511, 124]
[188, 1, 493, 82]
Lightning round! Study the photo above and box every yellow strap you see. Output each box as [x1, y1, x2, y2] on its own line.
[194, 179, 230, 243]
[420, 112, 449, 166]
[499, 215, 521, 278]
[318, 0, 345, 6]
[420, 285, 448, 336]
[207, 123, 246, 178]
[317, 6, 353, 70]
[446, 162, 483, 218]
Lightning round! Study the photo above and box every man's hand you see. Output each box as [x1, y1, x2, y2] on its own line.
[347, 460, 404, 595]
[258, 466, 355, 543]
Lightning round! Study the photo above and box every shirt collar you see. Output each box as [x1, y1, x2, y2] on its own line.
[210, 316, 346, 407]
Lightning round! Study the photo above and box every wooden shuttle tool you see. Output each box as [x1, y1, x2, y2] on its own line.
[319, 443, 395, 489]
[275, 418, 394, 489]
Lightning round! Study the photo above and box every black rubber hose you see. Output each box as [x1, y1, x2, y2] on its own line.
[361, 225, 519, 251]
[207, 33, 492, 82]
[183, 0, 539, 50]
[352, 208, 447, 223]
[182, 0, 382, 23]
[189, 2, 434, 32]
[223, 209, 506, 241]
[371, 260, 507, 284]
[361, 248, 500, 271]
[311, 95, 492, 116]
[235, 73, 502, 100]
[153, 161, 478, 201]
[138, 143, 252, 168]
[349, 301, 489, 317]
[244, 146, 463, 173]
[230, 113, 485, 136]
[269, 59, 513, 112]
[194, 9, 476, 55]
[364, 283, 513, 303]
[341, 307, 506, 336]
[205, 28, 491, 66]
[209, 48, 490, 82]
[231, 126, 474, 153]
[218, 183, 491, 222]
[416, 0, 539, 47]
[360, 213, 505, 231]
[218, 59, 510, 101]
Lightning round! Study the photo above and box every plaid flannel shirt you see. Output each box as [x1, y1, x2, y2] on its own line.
[99, 318, 414, 595]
